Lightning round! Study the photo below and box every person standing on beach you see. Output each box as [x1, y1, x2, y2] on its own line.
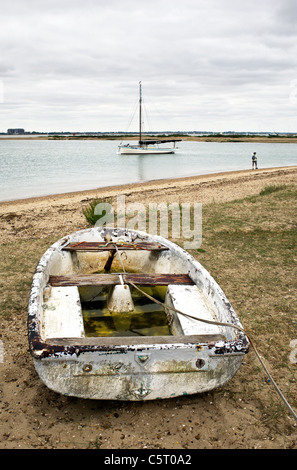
[252, 152, 258, 169]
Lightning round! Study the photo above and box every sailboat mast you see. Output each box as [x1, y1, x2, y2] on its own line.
[139, 81, 142, 146]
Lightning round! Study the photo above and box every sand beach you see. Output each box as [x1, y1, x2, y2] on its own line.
[1, 166, 297, 242]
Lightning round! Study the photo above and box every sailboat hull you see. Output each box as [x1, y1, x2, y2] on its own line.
[119, 146, 176, 155]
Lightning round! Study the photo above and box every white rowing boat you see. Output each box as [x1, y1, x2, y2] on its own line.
[28, 227, 249, 400]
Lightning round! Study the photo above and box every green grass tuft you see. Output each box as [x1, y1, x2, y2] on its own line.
[259, 184, 288, 196]
[82, 197, 113, 225]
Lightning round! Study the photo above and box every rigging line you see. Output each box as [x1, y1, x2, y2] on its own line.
[126, 97, 138, 132]
[126, 278, 297, 424]
[120, 94, 139, 145]
[142, 99, 153, 135]
[144, 93, 164, 118]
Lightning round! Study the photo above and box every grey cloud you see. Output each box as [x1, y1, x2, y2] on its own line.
[0, 0, 297, 132]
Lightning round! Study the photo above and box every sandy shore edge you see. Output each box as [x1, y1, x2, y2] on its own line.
[1, 166, 296, 213]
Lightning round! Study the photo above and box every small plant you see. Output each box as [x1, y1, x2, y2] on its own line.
[260, 184, 287, 196]
[82, 197, 112, 225]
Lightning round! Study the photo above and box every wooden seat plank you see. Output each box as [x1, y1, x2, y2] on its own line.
[49, 273, 194, 287]
[62, 241, 169, 252]
[125, 273, 194, 286]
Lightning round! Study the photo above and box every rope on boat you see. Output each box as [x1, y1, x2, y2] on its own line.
[112, 243, 297, 424]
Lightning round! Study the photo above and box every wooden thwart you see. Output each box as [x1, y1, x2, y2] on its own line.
[63, 241, 169, 252]
[49, 273, 195, 287]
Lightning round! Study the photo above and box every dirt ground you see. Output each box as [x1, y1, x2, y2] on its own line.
[0, 166, 297, 449]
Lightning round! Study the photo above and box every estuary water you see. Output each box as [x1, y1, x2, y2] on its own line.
[0, 139, 296, 202]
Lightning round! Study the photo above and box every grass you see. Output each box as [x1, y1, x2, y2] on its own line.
[259, 184, 288, 196]
[196, 184, 296, 310]
[0, 236, 59, 318]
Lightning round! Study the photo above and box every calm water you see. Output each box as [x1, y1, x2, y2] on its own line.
[0, 139, 296, 201]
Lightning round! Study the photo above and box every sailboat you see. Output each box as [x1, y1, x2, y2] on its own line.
[118, 82, 181, 155]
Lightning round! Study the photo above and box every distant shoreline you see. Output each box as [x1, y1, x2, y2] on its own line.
[1, 135, 297, 143]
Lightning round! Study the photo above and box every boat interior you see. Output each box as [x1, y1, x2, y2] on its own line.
[41, 239, 227, 345]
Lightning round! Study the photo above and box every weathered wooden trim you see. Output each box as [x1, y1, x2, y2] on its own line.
[63, 241, 169, 252]
[49, 273, 195, 287]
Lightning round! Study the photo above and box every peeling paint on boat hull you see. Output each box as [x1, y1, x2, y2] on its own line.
[28, 227, 249, 400]
[33, 346, 245, 400]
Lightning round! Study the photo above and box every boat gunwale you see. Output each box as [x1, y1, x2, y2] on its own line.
[29, 333, 247, 360]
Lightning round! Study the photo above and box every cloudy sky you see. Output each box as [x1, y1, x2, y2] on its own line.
[1, 0, 297, 133]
